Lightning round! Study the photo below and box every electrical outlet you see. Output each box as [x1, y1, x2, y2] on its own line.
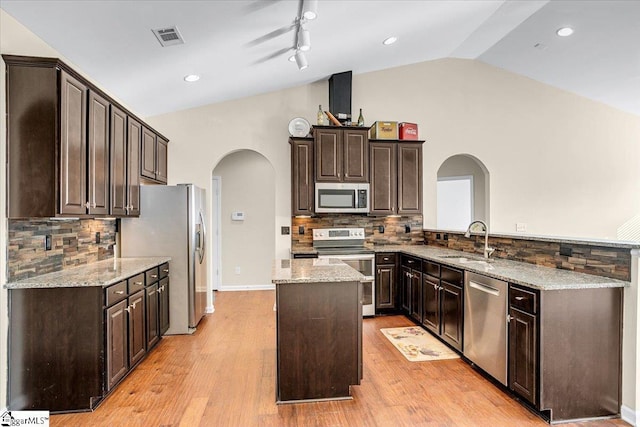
[95, 232, 100, 243]
[45, 235, 52, 251]
[516, 223, 527, 232]
[281, 226, 290, 235]
[405, 224, 411, 233]
[378, 225, 385, 233]
[436, 233, 441, 240]
[299, 226, 305, 235]
[234, 266, 241, 275]
[444, 233, 449, 241]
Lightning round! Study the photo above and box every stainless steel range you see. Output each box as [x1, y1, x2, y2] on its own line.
[313, 227, 375, 316]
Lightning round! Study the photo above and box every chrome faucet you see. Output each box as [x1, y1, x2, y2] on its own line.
[464, 220, 495, 259]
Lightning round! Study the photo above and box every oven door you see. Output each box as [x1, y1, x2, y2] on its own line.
[317, 253, 375, 316]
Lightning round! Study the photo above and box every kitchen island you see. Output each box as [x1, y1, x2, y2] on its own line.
[272, 258, 364, 403]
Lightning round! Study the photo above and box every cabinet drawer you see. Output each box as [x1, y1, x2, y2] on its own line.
[146, 267, 160, 284]
[105, 281, 127, 306]
[441, 266, 463, 286]
[128, 273, 145, 293]
[159, 262, 170, 278]
[423, 260, 440, 277]
[376, 253, 395, 264]
[401, 255, 420, 268]
[509, 285, 537, 314]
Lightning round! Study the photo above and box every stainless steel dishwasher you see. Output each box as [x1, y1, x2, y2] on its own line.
[463, 271, 508, 386]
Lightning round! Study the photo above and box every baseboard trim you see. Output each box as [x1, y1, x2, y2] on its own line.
[219, 284, 275, 291]
[621, 405, 637, 426]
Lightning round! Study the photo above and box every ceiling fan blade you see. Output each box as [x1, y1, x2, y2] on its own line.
[252, 47, 294, 65]
[245, 23, 296, 48]
[244, 0, 285, 14]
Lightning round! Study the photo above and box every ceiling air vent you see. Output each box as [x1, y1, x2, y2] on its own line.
[152, 26, 185, 47]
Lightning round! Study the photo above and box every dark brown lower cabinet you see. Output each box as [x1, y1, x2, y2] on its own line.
[375, 253, 397, 314]
[159, 277, 170, 335]
[421, 261, 464, 352]
[146, 283, 160, 349]
[400, 266, 411, 314]
[509, 307, 536, 405]
[106, 298, 129, 391]
[409, 270, 422, 322]
[8, 262, 170, 413]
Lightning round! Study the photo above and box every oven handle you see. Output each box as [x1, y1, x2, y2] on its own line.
[317, 254, 374, 260]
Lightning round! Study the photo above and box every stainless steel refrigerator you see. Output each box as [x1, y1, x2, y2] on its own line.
[121, 184, 207, 334]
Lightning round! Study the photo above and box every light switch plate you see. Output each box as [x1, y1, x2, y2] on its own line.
[516, 223, 527, 232]
[281, 226, 290, 235]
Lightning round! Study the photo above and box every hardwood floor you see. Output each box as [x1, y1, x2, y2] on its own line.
[51, 290, 629, 427]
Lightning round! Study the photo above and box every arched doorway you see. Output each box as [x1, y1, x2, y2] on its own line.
[211, 150, 276, 291]
[436, 154, 489, 230]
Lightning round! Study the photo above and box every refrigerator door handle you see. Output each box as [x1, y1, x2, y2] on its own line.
[197, 210, 206, 264]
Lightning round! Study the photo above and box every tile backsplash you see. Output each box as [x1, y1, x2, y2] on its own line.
[291, 214, 423, 250]
[7, 218, 116, 281]
[424, 230, 631, 281]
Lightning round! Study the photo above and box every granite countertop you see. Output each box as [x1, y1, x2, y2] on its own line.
[4, 257, 171, 289]
[371, 245, 629, 291]
[289, 245, 629, 290]
[272, 258, 365, 284]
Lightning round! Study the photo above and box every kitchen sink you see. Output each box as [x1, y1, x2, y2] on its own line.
[438, 254, 494, 265]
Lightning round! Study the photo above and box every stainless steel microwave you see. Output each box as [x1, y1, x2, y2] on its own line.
[315, 183, 369, 213]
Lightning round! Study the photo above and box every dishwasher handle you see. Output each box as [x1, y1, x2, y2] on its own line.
[469, 280, 501, 296]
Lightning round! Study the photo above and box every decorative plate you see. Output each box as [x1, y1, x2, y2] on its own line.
[288, 117, 311, 137]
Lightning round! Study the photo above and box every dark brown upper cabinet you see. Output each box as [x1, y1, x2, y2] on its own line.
[290, 137, 314, 215]
[87, 91, 111, 216]
[314, 126, 368, 183]
[142, 128, 168, 184]
[110, 107, 141, 216]
[369, 140, 423, 216]
[4, 54, 168, 218]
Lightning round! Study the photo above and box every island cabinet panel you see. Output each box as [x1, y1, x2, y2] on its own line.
[290, 138, 314, 215]
[9, 287, 104, 412]
[535, 287, 622, 422]
[276, 281, 361, 402]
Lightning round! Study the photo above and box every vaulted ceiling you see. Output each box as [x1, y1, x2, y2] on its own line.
[1, 0, 638, 117]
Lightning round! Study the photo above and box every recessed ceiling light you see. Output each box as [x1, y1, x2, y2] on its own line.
[184, 74, 200, 82]
[556, 27, 574, 37]
[383, 36, 398, 46]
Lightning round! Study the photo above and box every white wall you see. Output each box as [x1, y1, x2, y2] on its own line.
[212, 150, 275, 289]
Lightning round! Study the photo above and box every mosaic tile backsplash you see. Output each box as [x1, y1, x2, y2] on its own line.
[291, 214, 424, 250]
[7, 218, 116, 281]
[424, 230, 631, 281]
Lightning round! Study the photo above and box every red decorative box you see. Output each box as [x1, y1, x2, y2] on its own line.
[399, 122, 418, 140]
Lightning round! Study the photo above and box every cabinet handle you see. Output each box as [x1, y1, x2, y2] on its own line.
[125, 206, 130, 213]
[114, 290, 125, 295]
[383, 257, 389, 261]
[125, 305, 131, 313]
[438, 286, 444, 291]
[163, 269, 169, 273]
[433, 283, 438, 290]
[515, 296, 525, 301]
[160, 285, 165, 291]
[157, 287, 162, 293]
[134, 281, 143, 286]
[507, 314, 513, 323]
[85, 201, 91, 209]
[151, 274, 158, 279]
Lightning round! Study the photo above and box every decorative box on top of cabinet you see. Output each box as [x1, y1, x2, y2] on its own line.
[3, 54, 168, 218]
[313, 126, 369, 183]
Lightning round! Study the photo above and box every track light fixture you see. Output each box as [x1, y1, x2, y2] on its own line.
[295, 50, 308, 70]
[297, 25, 310, 51]
[302, 0, 318, 20]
